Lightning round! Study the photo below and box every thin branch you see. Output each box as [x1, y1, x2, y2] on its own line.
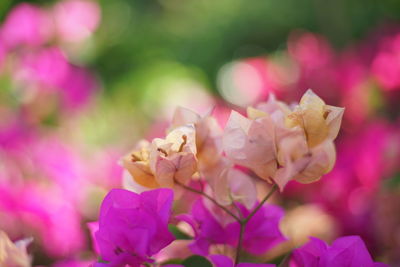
[235, 183, 278, 264]
[243, 184, 278, 224]
[174, 179, 241, 221]
[234, 222, 245, 265]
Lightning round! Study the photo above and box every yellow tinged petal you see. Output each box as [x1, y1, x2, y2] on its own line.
[123, 161, 159, 188]
[325, 105, 345, 140]
[286, 89, 329, 147]
[247, 107, 268, 120]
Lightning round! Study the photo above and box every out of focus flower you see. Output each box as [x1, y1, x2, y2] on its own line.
[0, 184, 85, 257]
[288, 31, 333, 71]
[178, 198, 285, 256]
[53, 0, 101, 43]
[14, 47, 96, 111]
[122, 125, 197, 188]
[371, 33, 400, 91]
[92, 188, 174, 266]
[280, 205, 337, 249]
[289, 236, 388, 267]
[0, 3, 50, 49]
[0, 231, 32, 267]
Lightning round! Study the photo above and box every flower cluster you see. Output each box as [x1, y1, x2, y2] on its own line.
[123, 90, 343, 201]
[0, 2, 398, 265]
[218, 29, 400, 264]
[0, 1, 99, 119]
[88, 90, 387, 267]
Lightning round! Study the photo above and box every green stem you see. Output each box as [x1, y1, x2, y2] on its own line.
[176, 179, 278, 265]
[234, 221, 246, 265]
[235, 184, 278, 264]
[174, 179, 241, 221]
[243, 184, 278, 224]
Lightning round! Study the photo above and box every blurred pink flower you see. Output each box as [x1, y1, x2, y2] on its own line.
[16, 47, 69, 90]
[0, 184, 85, 257]
[59, 65, 97, 110]
[15, 47, 96, 110]
[53, 0, 101, 43]
[371, 34, 400, 90]
[290, 236, 388, 267]
[288, 31, 333, 70]
[0, 3, 51, 49]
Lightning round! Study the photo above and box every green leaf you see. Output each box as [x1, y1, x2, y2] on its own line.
[383, 172, 400, 190]
[168, 224, 193, 240]
[181, 255, 213, 267]
[161, 258, 183, 265]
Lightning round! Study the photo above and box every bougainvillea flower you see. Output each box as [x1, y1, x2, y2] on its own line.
[272, 91, 342, 189]
[290, 236, 388, 267]
[0, 231, 32, 267]
[178, 198, 285, 256]
[171, 107, 257, 208]
[209, 161, 257, 209]
[285, 89, 344, 147]
[210, 255, 276, 267]
[93, 188, 174, 266]
[223, 110, 277, 180]
[122, 125, 197, 188]
[274, 137, 336, 190]
[223, 90, 343, 190]
[171, 107, 223, 172]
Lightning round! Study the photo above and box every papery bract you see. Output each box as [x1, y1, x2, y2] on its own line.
[285, 89, 344, 146]
[122, 125, 197, 189]
[0, 231, 32, 267]
[171, 107, 223, 172]
[93, 188, 174, 266]
[211, 164, 257, 209]
[223, 90, 343, 190]
[223, 110, 277, 180]
[178, 198, 285, 256]
[290, 236, 388, 267]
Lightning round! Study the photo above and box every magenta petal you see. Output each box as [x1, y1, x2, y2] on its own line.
[94, 188, 175, 266]
[237, 263, 276, 267]
[209, 254, 234, 267]
[319, 236, 374, 267]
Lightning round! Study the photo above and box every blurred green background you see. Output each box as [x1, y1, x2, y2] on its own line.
[2, 0, 400, 99]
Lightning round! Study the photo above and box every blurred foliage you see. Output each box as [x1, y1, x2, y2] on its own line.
[93, 0, 400, 95]
[2, 0, 400, 98]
